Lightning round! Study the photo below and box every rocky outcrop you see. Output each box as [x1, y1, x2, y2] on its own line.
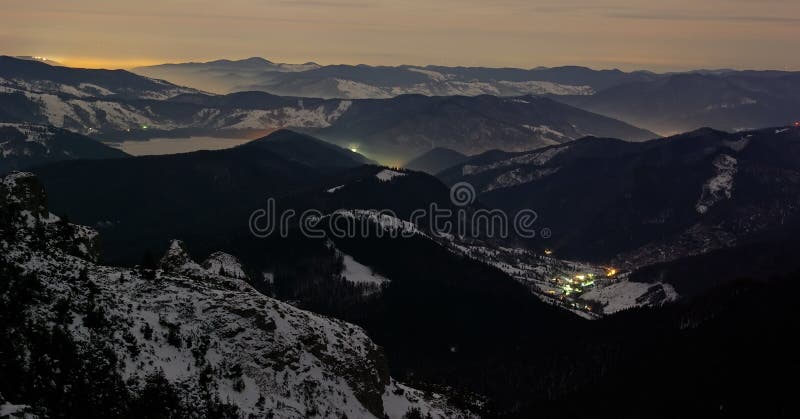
[0, 171, 471, 419]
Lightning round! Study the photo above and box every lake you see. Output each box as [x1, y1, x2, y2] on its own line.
[105, 136, 254, 156]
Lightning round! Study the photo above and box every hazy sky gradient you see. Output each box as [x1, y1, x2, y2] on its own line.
[2, 0, 799, 71]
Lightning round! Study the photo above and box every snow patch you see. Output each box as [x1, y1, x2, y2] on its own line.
[375, 169, 407, 182]
[483, 167, 560, 192]
[0, 401, 31, 418]
[341, 253, 390, 288]
[696, 154, 738, 214]
[581, 281, 679, 314]
[462, 145, 567, 176]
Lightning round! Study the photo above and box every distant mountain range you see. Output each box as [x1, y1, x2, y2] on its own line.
[556, 71, 800, 134]
[12, 54, 800, 162]
[133, 58, 609, 98]
[0, 56, 656, 162]
[133, 57, 800, 135]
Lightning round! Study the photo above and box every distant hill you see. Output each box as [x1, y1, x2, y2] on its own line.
[134, 58, 625, 98]
[1, 61, 657, 162]
[557, 72, 800, 134]
[309, 95, 657, 161]
[240, 129, 374, 168]
[0, 55, 198, 100]
[0, 123, 128, 173]
[403, 147, 468, 174]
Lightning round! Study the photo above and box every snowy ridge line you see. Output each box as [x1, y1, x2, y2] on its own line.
[462, 144, 569, 176]
[0, 75, 198, 100]
[437, 237, 680, 318]
[271, 75, 594, 99]
[375, 168, 407, 182]
[1, 84, 354, 135]
[309, 209, 427, 238]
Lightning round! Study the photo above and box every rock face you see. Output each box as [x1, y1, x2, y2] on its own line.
[0, 172, 470, 418]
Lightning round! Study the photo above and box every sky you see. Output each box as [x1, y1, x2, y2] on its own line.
[1, 0, 799, 71]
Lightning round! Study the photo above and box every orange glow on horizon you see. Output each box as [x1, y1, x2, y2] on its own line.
[56, 57, 163, 70]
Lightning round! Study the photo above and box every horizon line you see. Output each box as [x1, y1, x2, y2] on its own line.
[7, 54, 800, 74]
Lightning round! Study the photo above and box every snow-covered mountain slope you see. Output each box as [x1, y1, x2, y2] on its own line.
[439, 239, 678, 318]
[440, 126, 800, 278]
[0, 123, 128, 173]
[292, 77, 594, 100]
[309, 205, 676, 318]
[580, 279, 678, 315]
[0, 172, 471, 418]
[0, 85, 351, 135]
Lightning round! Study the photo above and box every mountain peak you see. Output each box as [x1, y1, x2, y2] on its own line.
[159, 239, 205, 275]
[240, 56, 274, 65]
[667, 127, 730, 141]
